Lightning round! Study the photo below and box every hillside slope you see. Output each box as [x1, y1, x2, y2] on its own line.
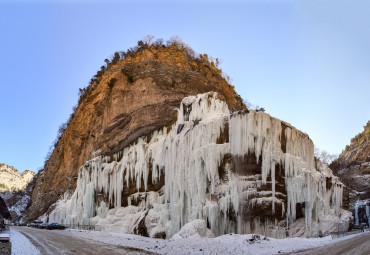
[331, 121, 370, 225]
[25, 44, 245, 221]
[0, 164, 35, 192]
[0, 164, 36, 221]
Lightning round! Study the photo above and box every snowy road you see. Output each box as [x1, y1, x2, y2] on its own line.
[11, 226, 157, 255]
[291, 231, 370, 255]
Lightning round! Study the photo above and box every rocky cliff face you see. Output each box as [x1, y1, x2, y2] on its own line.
[43, 92, 349, 239]
[0, 164, 36, 221]
[331, 121, 370, 226]
[25, 45, 245, 221]
[26, 43, 349, 238]
[0, 164, 35, 192]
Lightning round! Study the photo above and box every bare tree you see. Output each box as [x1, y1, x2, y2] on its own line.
[143, 35, 155, 45]
[315, 147, 338, 165]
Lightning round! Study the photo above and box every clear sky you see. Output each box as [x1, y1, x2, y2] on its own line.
[0, 0, 369, 172]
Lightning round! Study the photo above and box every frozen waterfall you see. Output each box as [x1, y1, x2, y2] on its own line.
[46, 92, 348, 239]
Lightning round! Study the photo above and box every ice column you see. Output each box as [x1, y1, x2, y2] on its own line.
[355, 201, 359, 225]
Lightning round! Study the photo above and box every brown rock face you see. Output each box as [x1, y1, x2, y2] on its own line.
[331, 121, 370, 223]
[25, 45, 245, 221]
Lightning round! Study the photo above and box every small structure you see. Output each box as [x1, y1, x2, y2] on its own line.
[0, 233, 11, 255]
[0, 215, 11, 255]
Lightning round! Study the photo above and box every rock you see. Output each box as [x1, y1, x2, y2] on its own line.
[0, 197, 11, 219]
[331, 121, 370, 225]
[25, 45, 245, 221]
[171, 220, 215, 239]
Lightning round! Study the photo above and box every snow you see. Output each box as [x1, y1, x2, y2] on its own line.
[9, 229, 40, 255]
[0, 165, 35, 192]
[52, 227, 369, 255]
[45, 92, 349, 239]
[171, 219, 215, 239]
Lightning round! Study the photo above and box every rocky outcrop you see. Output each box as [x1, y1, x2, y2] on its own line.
[25, 42, 349, 238]
[0, 164, 35, 192]
[0, 197, 11, 219]
[25, 45, 245, 221]
[1, 176, 36, 222]
[331, 121, 370, 226]
[0, 164, 35, 221]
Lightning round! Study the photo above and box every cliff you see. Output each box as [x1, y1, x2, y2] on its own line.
[0, 164, 36, 221]
[0, 164, 35, 192]
[25, 44, 245, 221]
[26, 42, 350, 238]
[331, 121, 370, 226]
[45, 92, 350, 238]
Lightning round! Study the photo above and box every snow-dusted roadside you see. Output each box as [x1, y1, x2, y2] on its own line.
[9, 229, 40, 255]
[58, 229, 369, 255]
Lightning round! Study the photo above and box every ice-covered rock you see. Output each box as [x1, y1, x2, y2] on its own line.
[171, 219, 215, 239]
[45, 92, 349, 239]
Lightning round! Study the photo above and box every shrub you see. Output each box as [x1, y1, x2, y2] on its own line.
[107, 78, 117, 89]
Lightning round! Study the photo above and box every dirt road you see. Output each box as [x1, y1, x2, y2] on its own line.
[11, 226, 157, 255]
[291, 232, 370, 255]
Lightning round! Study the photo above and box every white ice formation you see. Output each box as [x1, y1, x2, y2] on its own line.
[46, 92, 349, 238]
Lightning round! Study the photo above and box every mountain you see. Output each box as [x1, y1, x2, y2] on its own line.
[331, 121, 370, 226]
[0, 164, 36, 221]
[25, 43, 245, 222]
[25, 41, 350, 238]
[0, 164, 35, 192]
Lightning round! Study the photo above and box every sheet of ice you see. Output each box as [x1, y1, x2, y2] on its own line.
[45, 92, 348, 239]
[10, 229, 40, 255]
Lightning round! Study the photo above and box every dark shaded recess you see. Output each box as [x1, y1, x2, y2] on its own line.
[121, 161, 165, 208]
[218, 153, 232, 182]
[342, 186, 350, 210]
[295, 202, 305, 219]
[242, 193, 287, 222]
[153, 231, 166, 239]
[193, 120, 200, 127]
[326, 177, 333, 190]
[183, 104, 192, 122]
[93, 162, 165, 213]
[104, 114, 132, 134]
[281, 122, 289, 153]
[231, 151, 287, 221]
[177, 124, 185, 134]
[232, 152, 262, 176]
[134, 210, 149, 237]
[216, 121, 229, 144]
[0, 197, 11, 219]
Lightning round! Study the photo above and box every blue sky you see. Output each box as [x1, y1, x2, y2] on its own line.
[0, 0, 369, 172]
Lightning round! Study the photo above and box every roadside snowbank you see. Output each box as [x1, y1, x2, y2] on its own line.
[59, 228, 368, 255]
[9, 229, 40, 255]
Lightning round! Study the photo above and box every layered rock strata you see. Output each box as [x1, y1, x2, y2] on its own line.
[331, 121, 370, 226]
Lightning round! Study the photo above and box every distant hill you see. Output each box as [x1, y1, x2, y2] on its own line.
[331, 121, 370, 225]
[0, 163, 35, 192]
[0, 163, 36, 221]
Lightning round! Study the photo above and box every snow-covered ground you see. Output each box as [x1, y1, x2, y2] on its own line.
[60, 229, 369, 255]
[8, 226, 369, 255]
[9, 229, 40, 255]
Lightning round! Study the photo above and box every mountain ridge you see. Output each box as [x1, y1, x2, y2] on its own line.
[25, 42, 245, 221]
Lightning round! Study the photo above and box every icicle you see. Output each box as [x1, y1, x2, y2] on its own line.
[46, 92, 347, 239]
